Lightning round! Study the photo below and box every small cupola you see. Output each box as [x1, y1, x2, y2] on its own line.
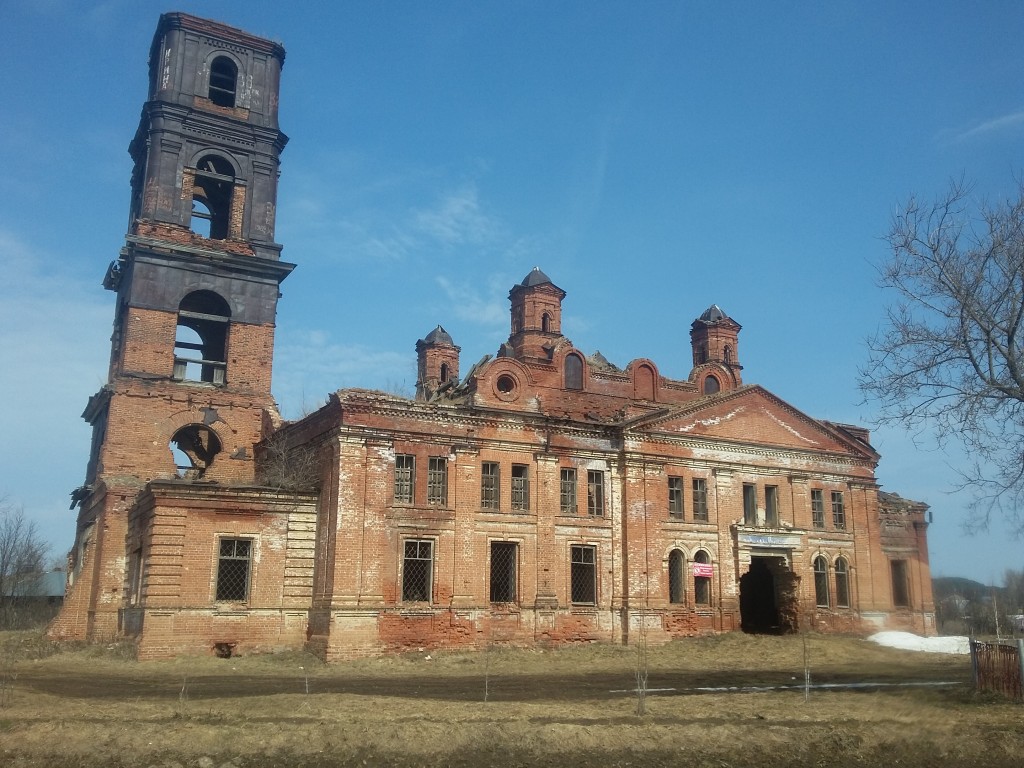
[689, 304, 742, 393]
[507, 267, 566, 362]
[415, 325, 460, 401]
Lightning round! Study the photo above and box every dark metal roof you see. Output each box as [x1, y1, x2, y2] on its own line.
[422, 325, 454, 345]
[699, 304, 728, 323]
[521, 267, 553, 287]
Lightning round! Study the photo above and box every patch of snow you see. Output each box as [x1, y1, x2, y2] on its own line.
[868, 631, 970, 655]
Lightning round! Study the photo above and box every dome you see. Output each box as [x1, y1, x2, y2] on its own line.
[698, 304, 728, 323]
[422, 325, 454, 346]
[520, 267, 553, 287]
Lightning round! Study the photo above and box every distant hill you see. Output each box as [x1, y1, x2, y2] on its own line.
[933, 576, 1004, 603]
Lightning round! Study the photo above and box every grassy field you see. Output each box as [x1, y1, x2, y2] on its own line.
[0, 630, 1020, 767]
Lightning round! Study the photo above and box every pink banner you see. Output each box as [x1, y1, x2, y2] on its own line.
[692, 562, 713, 578]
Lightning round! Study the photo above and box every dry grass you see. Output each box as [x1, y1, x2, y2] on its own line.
[0, 631, 1020, 767]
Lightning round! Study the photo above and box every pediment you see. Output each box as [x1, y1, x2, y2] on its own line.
[632, 386, 875, 459]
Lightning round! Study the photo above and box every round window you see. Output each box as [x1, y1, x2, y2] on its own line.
[496, 374, 516, 393]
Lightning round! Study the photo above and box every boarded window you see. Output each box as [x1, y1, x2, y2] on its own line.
[560, 468, 577, 514]
[402, 540, 433, 602]
[481, 462, 500, 509]
[668, 476, 684, 519]
[394, 454, 414, 503]
[570, 545, 596, 604]
[215, 538, 251, 601]
[692, 478, 709, 522]
[511, 464, 529, 510]
[565, 354, 584, 390]
[490, 542, 517, 603]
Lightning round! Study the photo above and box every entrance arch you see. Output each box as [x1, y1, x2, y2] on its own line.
[740, 556, 799, 634]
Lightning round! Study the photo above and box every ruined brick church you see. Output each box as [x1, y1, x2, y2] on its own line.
[51, 13, 935, 659]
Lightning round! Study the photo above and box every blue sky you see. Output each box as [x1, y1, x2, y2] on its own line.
[2, 0, 1022, 584]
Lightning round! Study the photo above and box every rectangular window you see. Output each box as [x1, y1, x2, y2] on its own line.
[511, 464, 529, 511]
[570, 545, 597, 604]
[560, 468, 578, 514]
[490, 541, 518, 603]
[402, 539, 433, 602]
[215, 538, 251, 602]
[831, 491, 846, 530]
[765, 485, 779, 528]
[811, 489, 825, 529]
[427, 456, 447, 505]
[394, 454, 414, 504]
[668, 476, 684, 519]
[481, 462, 500, 509]
[587, 470, 605, 516]
[891, 560, 910, 608]
[128, 548, 144, 606]
[692, 478, 709, 521]
[743, 483, 757, 525]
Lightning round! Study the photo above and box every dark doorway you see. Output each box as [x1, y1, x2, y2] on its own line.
[740, 557, 780, 633]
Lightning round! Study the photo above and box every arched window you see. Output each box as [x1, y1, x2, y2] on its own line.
[170, 424, 222, 479]
[208, 56, 238, 108]
[693, 550, 711, 605]
[834, 557, 850, 608]
[542, 312, 551, 332]
[813, 556, 830, 607]
[190, 154, 235, 240]
[724, 345, 733, 363]
[703, 375, 720, 395]
[668, 549, 685, 604]
[173, 290, 230, 384]
[565, 354, 583, 390]
[439, 363, 450, 383]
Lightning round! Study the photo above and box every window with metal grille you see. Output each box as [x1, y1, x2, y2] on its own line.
[668, 476, 684, 519]
[215, 538, 251, 601]
[208, 56, 238, 107]
[692, 478, 708, 521]
[481, 462, 500, 509]
[587, 470, 604, 516]
[570, 545, 596, 604]
[891, 559, 910, 607]
[693, 550, 711, 605]
[427, 456, 447, 505]
[813, 556, 829, 607]
[668, 549, 685, 604]
[835, 557, 850, 608]
[831, 491, 846, 530]
[511, 464, 529, 510]
[743, 483, 757, 525]
[811, 489, 825, 529]
[490, 541, 518, 603]
[394, 454, 414, 504]
[560, 468, 577, 514]
[402, 539, 433, 602]
[765, 485, 779, 527]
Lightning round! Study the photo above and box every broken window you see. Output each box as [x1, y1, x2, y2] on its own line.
[511, 464, 529, 511]
[215, 538, 251, 601]
[831, 491, 846, 530]
[891, 559, 910, 608]
[813, 556, 829, 608]
[668, 549, 685, 604]
[490, 541, 517, 603]
[692, 478, 708, 521]
[765, 485, 779, 527]
[402, 539, 433, 602]
[208, 56, 238, 107]
[173, 290, 229, 385]
[743, 483, 757, 525]
[565, 354, 583, 390]
[668, 476, 684, 519]
[560, 468, 577, 514]
[481, 462, 500, 509]
[190, 154, 235, 239]
[587, 470, 604, 516]
[693, 550, 711, 605]
[570, 545, 596, 604]
[835, 557, 850, 608]
[427, 456, 447, 505]
[127, 548, 144, 606]
[811, 489, 825, 529]
[394, 454, 414, 503]
[170, 424, 222, 479]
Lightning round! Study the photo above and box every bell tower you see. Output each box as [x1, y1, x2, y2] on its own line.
[689, 304, 742, 394]
[56, 13, 293, 642]
[508, 267, 566, 362]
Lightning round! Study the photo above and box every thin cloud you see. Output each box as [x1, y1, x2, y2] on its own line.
[435, 275, 508, 327]
[947, 110, 1024, 143]
[413, 183, 497, 247]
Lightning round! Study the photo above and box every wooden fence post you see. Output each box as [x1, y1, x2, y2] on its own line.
[1017, 639, 1023, 701]
[970, 640, 978, 690]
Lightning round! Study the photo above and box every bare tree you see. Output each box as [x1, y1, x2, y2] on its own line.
[861, 177, 1024, 534]
[0, 500, 49, 629]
